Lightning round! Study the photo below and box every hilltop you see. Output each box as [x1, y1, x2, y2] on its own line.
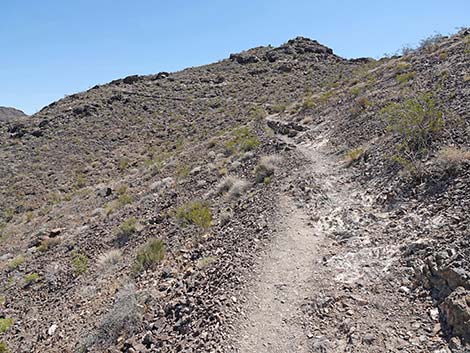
[0, 30, 469, 353]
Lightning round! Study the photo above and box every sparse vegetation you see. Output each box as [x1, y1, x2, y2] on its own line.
[176, 201, 212, 229]
[118, 157, 130, 171]
[115, 217, 138, 245]
[175, 164, 191, 180]
[133, 239, 165, 272]
[437, 147, 470, 170]
[24, 273, 40, 284]
[74, 173, 87, 189]
[197, 256, 217, 269]
[302, 95, 315, 110]
[249, 106, 267, 120]
[396, 71, 416, 85]
[345, 147, 365, 166]
[380, 93, 444, 177]
[8, 255, 25, 270]
[216, 176, 250, 199]
[72, 253, 89, 275]
[38, 237, 61, 252]
[418, 33, 445, 52]
[0, 318, 13, 333]
[94, 284, 143, 345]
[97, 249, 123, 270]
[255, 156, 277, 183]
[0, 341, 9, 353]
[117, 217, 138, 237]
[224, 127, 260, 154]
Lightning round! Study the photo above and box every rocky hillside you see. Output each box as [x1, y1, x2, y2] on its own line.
[0, 107, 27, 123]
[0, 30, 469, 353]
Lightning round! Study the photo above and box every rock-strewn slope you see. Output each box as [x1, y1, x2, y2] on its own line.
[0, 30, 469, 353]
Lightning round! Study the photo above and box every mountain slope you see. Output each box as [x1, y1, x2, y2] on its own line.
[0, 30, 469, 353]
[0, 106, 27, 123]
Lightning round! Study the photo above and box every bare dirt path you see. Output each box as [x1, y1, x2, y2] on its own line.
[233, 119, 447, 353]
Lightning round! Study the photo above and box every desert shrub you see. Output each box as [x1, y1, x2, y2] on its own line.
[176, 201, 212, 229]
[95, 284, 143, 345]
[227, 178, 250, 199]
[118, 157, 130, 171]
[349, 86, 362, 97]
[216, 175, 238, 194]
[418, 33, 445, 52]
[97, 249, 122, 270]
[24, 273, 40, 284]
[255, 156, 277, 183]
[0, 341, 9, 353]
[224, 127, 260, 154]
[8, 255, 25, 270]
[133, 239, 165, 272]
[115, 218, 138, 246]
[0, 318, 13, 333]
[249, 106, 267, 120]
[437, 147, 470, 171]
[345, 147, 365, 166]
[117, 218, 137, 236]
[38, 237, 61, 252]
[105, 189, 133, 215]
[271, 104, 287, 113]
[197, 256, 217, 269]
[175, 164, 190, 180]
[319, 90, 335, 104]
[216, 176, 249, 199]
[72, 253, 88, 275]
[380, 93, 444, 177]
[396, 71, 416, 85]
[74, 173, 87, 189]
[381, 93, 444, 152]
[302, 95, 315, 110]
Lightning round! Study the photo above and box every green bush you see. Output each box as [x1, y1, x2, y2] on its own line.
[381, 93, 443, 151]
[118, 218, 137, 237]
[133, 239, 165, 272]
[0, 318, 13, 333]
[380, 93, 444, 177]
[72, 253, 88, 275]
[8, 255, 25, 270]
[0, 341, 9, 353]
[176, 201, 212, 229]
[24, 273, 40, 284]
[396, 71, 416, 85]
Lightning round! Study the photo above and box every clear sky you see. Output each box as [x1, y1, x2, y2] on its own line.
[1, 0, 468, 114]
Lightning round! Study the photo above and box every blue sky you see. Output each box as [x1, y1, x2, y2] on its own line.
[1, 0, 468, 114]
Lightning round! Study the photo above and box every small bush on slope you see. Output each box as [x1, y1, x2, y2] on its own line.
[133, 239, 165, 273]
[380, 93, 444, 177]
[175, 201, 212, 229]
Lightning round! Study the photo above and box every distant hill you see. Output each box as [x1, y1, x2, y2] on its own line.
[0, 106, 27, 122]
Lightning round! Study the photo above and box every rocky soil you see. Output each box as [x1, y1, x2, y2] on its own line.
[0, 30, 469, 353]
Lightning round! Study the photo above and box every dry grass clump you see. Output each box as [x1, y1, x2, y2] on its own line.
[216, 176, 250, 199]
[345, 147, 365, 167]
[97, 249, 123, 270]
[255, 156, 279, 183]
[437, 147, 470, 170]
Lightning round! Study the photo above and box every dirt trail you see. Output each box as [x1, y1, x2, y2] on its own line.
[233, 120, 446, 352]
